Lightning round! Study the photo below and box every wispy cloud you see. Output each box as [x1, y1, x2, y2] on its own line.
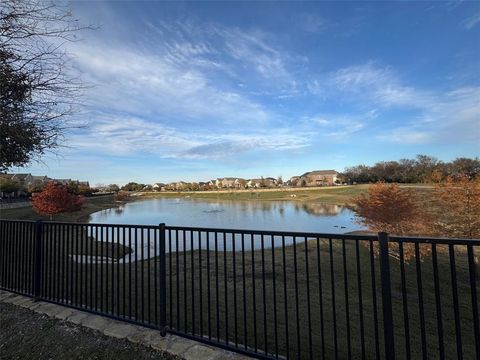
[463, 11, 480, 29]
[376, 128, 433, 144]
[330, 61, 433, 108]
[377, 86, 480, 144]
[70, 114, 311, 159]
[60, 14, 319, 163]
[143, 19, 304, 95]
[182, 132, 309, 159]
[70, 40, 272, 127]
[301, 110, 378, 140]
[316, 61, 479, 145]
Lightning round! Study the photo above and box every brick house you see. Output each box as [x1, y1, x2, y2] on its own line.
[299, 170, 338, 186]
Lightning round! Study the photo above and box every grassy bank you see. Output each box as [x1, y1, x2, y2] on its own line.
[17, 235, 476, 360]
[138, 185, 368, 204]
[0, 195, 122, 222]
[136, 184, 433, 205]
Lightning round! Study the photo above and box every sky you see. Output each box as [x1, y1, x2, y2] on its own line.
[13, 1, 480, 185]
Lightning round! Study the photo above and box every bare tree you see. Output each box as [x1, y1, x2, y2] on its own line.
[0, 0, 90, 170]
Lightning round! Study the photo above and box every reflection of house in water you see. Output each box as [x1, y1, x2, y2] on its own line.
[296, 203, 342, 216]
[114, 206, 125, 215]
[194, 198, 342, 219]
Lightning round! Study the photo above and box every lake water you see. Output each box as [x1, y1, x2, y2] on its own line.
[89, 197, 361, 233]
[84, 198, 363, 260]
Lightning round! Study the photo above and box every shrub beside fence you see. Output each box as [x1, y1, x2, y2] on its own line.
[0, 219, 479, 359]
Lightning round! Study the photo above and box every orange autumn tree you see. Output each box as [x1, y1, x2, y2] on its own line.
[431, 175, 480, 239]
[352, 182, 430, 259]
[32, 182, 84, 219]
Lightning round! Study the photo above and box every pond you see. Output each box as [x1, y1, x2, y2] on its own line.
[85, 198, 364, 259]
[89, 197, 361, 233]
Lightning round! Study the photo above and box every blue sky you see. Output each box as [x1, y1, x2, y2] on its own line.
[15, 1, 480, 185]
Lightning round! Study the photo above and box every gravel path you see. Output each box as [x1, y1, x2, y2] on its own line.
[0, 302, 173, 360]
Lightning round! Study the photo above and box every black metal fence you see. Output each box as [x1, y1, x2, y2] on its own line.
[0, 219, 479, 359]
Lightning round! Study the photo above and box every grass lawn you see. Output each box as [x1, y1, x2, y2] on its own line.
[12, 232, 476, 360]
[134, 183, 434, 205]
[137, 185, 371, 204]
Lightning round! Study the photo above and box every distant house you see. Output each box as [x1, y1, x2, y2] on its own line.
[165, 183, 176, 191]
[174, 181, 188, 190]
[216, 177, 236, 188]
[245, 177, 277, 188]
[54, 178, 72, 186]
[287, 176, 300, 187]
[0, 173, 50, 197]
[31, 175, 49, 183]
[297, 170, 338, 186]
[152, 183, 166, 191]
[198, 182, 210, 190]
[28, 176, 50, 192]
[234, 178, 247, 188]
[265, 177, 277, 187]
[10, 173, 33, 189]
[246, 178, 262, 188]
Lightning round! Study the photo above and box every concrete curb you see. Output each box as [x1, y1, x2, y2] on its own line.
[0, 290, 252, 360]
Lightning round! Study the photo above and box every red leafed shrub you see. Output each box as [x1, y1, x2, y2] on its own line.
[32, 182, 84, 218]
[352, 182, 427, 235]
[352, 182, 431, 260]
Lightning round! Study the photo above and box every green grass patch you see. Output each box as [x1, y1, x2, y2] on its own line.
[12, 235, 477, 360]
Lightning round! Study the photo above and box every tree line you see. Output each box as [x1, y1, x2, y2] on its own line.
[340, 155, 480, 184]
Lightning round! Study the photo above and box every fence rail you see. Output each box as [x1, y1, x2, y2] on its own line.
[0, 219, 479, 359]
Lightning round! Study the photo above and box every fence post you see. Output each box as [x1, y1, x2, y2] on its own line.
[159, 223, 167, 336]
[33, 220, 43, 300]
[378, 232, 395, 359]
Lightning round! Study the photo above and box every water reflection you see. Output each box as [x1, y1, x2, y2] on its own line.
[86, 198, 361, 261]
[295, 203, 342, 216]
[90, 198, 358, 233]
[110, 205, 124, 216]
[82, 227, 333, 263]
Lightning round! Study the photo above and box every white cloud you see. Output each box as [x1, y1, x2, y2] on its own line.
[309, 61, 479, 145]
[70, 115, 199, 157]
[69, 40, 271, 127]
[377, 129, 433, 144]
[330, 61, 433, 108]
[143, 19, 304, 94]
[301, 111, 377, 140]
[69, 114, 311, 159]
[332, 62, 393, 90]
[182, 132, 309, 159]
[66, 8, 478, 157]
[377, 86, 480, 144]
[463, 12, 480, 29]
